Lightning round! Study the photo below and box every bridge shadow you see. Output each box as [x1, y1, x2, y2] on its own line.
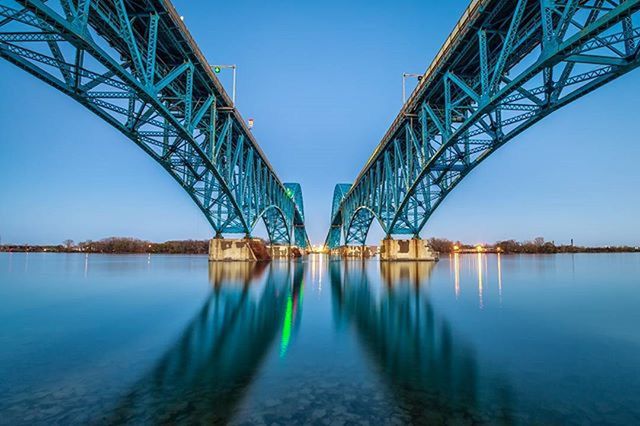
[330, 260, 515, 424]
[102, 260, 305, 424]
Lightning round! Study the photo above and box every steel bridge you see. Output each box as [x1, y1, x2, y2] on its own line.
[326, 0, 640, 249]
[0, 0, 309, 248]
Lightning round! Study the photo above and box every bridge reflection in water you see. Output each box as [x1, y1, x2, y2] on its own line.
[107, 261, 305, 424]
[330, 259, 514, 423]
[106, 256, 514, 423]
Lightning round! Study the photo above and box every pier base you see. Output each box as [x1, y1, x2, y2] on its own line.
[208, 238, 271, 261]
[331, 245, 376, 258]
[269, 245, 303, 259]
[380, 238, 438, 262]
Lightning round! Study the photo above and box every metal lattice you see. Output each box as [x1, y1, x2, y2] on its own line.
[0, 0, 309, 248]
[326, 0, 640, 248]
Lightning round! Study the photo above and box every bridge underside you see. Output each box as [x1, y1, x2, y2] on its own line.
[326, 0, 640, 249]
[0, 0, 309, 248]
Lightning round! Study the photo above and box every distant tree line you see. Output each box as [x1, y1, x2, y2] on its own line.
[0, 237, 208, 254]
[77, 237, 208, 254]
[427, 237, 640, 254]
[0, 244, 67, 253]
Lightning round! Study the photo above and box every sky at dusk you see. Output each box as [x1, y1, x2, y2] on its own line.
[1, 0, 640, 246]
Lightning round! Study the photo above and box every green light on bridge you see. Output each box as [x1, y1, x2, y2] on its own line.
[213, 66, 221, 73]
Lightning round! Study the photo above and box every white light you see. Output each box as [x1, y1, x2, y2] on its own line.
[180, 16, 184, 21]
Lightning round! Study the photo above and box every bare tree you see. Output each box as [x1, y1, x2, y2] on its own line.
[63, 239, 74, 250]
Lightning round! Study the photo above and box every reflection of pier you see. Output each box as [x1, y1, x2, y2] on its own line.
[330, 260, 513, 423]
[106, 261, 305, 424]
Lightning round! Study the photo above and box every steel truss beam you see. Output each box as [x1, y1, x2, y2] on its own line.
[326, 0, 640, 248]
[0, 0, 309, 248]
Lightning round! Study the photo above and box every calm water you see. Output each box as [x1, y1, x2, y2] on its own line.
[1, 253, 640, 424]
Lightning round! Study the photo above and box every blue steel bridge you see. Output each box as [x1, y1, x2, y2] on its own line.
[0, 0, 309, 248]
[326, 0, 640, 249]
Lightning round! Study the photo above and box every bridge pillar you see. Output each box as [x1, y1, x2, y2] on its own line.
[331, 245, 376, 258]
[208, 237, 271, 261]
[269, 245, 303, 259]
[380, 238, 438, 262]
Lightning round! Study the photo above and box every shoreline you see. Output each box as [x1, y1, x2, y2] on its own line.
[2, 248, 640, 255]
[1, 237, 638, 256]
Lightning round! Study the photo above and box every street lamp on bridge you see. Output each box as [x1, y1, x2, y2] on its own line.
[402, 72, 423, 104]
[210, 64, 237, 105]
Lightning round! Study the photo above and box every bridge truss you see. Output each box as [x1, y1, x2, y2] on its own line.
[327, 0, 640, 248]
[0, 0, 309, 248]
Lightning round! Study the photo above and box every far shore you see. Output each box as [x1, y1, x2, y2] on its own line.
[1, 236, 639, 255]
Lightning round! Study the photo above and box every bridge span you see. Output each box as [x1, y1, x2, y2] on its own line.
[0, 0, 309, 253]
[326, 0, 640, 258]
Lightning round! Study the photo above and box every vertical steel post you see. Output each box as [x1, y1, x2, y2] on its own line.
[478, 29, 489, 103]
[146, 13, 158, 87]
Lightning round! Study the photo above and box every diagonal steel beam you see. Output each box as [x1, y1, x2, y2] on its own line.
[490, 0, 528, 93]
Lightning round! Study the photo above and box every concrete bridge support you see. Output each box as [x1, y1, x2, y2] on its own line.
[208, 238, 271, 261]
[269, 245, 303, 259]
[209, 238, 304, 261]
[380, 238, 438, 262]
[331, 245, 376, 259]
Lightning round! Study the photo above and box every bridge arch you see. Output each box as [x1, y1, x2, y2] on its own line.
[325, 183, 352, 248]
[344, 206, 385, 246]
[255, 205, 291, 245]
[284, 183, 310, 248]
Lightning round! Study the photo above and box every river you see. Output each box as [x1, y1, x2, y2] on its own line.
[1, 252, 639, 424]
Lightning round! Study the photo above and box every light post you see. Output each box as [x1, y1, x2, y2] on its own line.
[211, 64, 237, 105]
[402, 72, 423, 104]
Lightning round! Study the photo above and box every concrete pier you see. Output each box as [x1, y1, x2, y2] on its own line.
[379, 238, 438, 261]
[208, 238, 271, 261]
[269, 245, 303, 259]
[331, 245, 376, 258]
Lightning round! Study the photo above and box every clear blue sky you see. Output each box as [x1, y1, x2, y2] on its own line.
[1, 0, 640, 246]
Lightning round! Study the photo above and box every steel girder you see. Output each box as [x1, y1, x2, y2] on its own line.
[0, 0, 309, 248]
[284, 183, 310, 248]
[326, 0, 640, 249]
[326, 184, 351, 248]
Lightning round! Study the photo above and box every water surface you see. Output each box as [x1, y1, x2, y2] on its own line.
[1, 252, 639, 424]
